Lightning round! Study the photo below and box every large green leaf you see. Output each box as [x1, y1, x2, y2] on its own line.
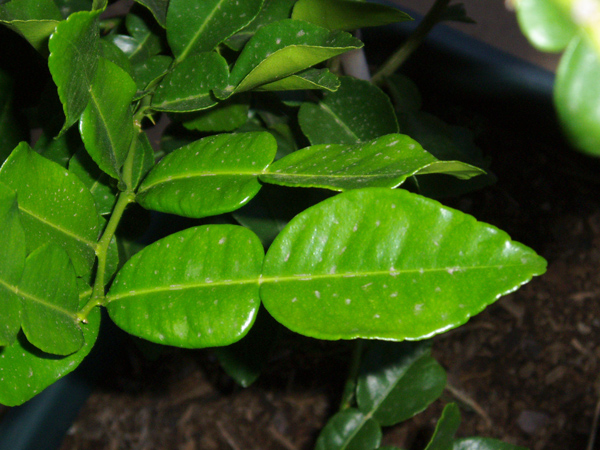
[0, 0, 62, 53]
[453, 438, 528, 450]
[0, 143, 100, 278]
[314, 408, 382, 450]
[0, 71, 27, 164]
[554, 35, 600, 157]
[80, 57, 137, 180]
[137, 132, 277, 218]
[219, 19, 362, 97]
[181, 95, 250, 132]
[425, 403, 461, 450]
[356, 341, 446, 426]
[0, 183, 26, 346]
[17, 244, 83, 355]
[0, 305, 100, 407]
[255, 68, 340, 92]
[260, 188, 546, 340]
[135, 0, 168, 28]
[151, 52, 229, 112]
[292, 0, 411, 31]
[516, 0, 576, 52]
[260, 134, 483, 191]
[68, 149, 117, 215]
[48, 9, 101, 135]
[298, 76, 398, 145]
[128, 131, 155, 191]
[167, 0, 264, 62]
[106, 225, 264, 348]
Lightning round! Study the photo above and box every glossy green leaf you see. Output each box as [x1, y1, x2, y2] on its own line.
[151, 52, 228, 112]
[132, 54, 173, 93]
[0, 71, 27, 164]
[315, 408, 382, 450]
[125, 13, 163, 63]
[68, 149, 117, 215]
[80, 58, 137, 180]
[0, 0, 62, 53]
[256, 68, 340, 92]
[356, 341, 446, 426]
[453, 438, 528, 450]
[137, 132, 277, 218]
[298, 76, 397, 145]
[261, 134, 484, 191]
[128, 131, 155, 190]
[100, 39, 132, 75]
[182, 95, 250, 132]
[135, 0, 168, 28]
[54, 0, 93, 18]
[219, 20, 363, 97]
[554, 35, 600, 157]
[48, 10, 101, 135]
[0, 143, 100, 278]
[0, 183, 25, 346]
[167, 0, 264, 62]
[35, 127, 83, 168]
[261, 188, 547, 341]
[106, 225, 264, 348]
[17, 244, 83, 355]
[0, 305, 100, 407]
[516, 0, 576, 52]
[292, 0, 411, 31]
[425, 403, 461, 450]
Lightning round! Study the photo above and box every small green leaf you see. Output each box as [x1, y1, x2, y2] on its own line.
[292, 0, 411, 31]
[261, 134, 483, 191]
[453, 437, 528, 450]
[80, 57, 137, 180]
[256, 68, 340, 92]
[298, 76, 398, 145]
[356, 341, 446, 426]
[261, 188, 546, 340]
[425, 403, 461, 450]
[0, 143, 100, 278]
[167, 0, 264, 62]
[106, 225, 264, 348]
[516, 0, 576, 52]
[132, 54, 173, 93]
[137, 132, 277, 218]
[151, 52, 229, 112]
[0, 71, 28, 164]
[48, 9, 101, 135]
[0, 182, 26, 346]
[554, 35, 600, 157]
[0, 0, 62, 53]
[128, 131, 155, 190]
[181, 95, 250, 132]
[0, 305, 100, 407]
[315, 408, 382, 450]
[68, 149, 117, 215]
[220, 20, 362, 97]
[135, 0, 168, 28]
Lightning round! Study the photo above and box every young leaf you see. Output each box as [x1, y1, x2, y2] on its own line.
[425, 403, 461, 450]
[219, 19, 363, 97]
[167, 0, 264, 62]
[48, 9, 101, 135]
[314, 408, 382, 450]
[298, 76, 398, 145]
[151, 52, 229, 112]
[292, 0, 412, 31]
[260, 188, 547, 341]
[516, 0, 576, 52]
[0, 183, 26, 346]
[260, 134, 483, 191]
[181, 95, 250, 132]
[0, 0, 62, 53]
[80, 57, 137, 180]
[453, 438, 528, 450]
[136, 132, 277, 218]
[356, 341, 446, 426]
[255, 68, 340, 92]
[135, 0, 168, 28]
[68, 149, 117, 215]
[0, 143, 100, 278]
[17, 244, 84, 355]
[106, 225, 264, 348]
[0, 306, 100, 407]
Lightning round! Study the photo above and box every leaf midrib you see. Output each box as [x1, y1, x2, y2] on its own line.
[176, 0, 224, 62]
[0, 277, 77, 319]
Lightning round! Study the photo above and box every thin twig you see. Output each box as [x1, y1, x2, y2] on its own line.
[587, 388, 600, 450]
[216, 421, 243, 450]
[445, 382, 493, 428]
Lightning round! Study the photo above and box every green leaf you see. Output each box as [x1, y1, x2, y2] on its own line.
[292, 0, 411, 31]
[68, 149, 117, 215]
[554, 35, 600, 157]
[181, 95, 250, 132]
[0, 71, 28, 164]
[125, 13, 163, 62]
[298, 76, 398, 145]
[0, 143, 100, 278]
[35, 127, 83, 168]
[106, 225, 264, 348]
[54, 0, 93, 18]
[516, 0, 576, 52]
[80, 57, 137, 180]
[256, 68, 340, 92]
[17, 244, 83, 355]
[0, 182, 26, 346]
[135, 0, 168, 28]
[99, 38, 132, 75]
[260, 188, 547, 340]
[356, 341, 446, 426]
[425, 403, 461, 450]
[131, 54, 173, 93]
[167, 0, 264, 62]
[48, 9, 101, 135]
[261, 134, 483, 191]
[453, 438, 528, 450]
[137, 132, 277, 218]
[219, 20, 363, 97]
[128, 131, 155, 190]
[0, 305, 100, 407]
[314, 408, 382, 450]
[151, 52, 229, 112]
[0, 0, 62, 53]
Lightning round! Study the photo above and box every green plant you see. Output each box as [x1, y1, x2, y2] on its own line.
[0, 0, 549, 448]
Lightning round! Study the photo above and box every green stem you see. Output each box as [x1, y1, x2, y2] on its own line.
[339, 340, 365, 411]
[372, 0, 451, 85]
